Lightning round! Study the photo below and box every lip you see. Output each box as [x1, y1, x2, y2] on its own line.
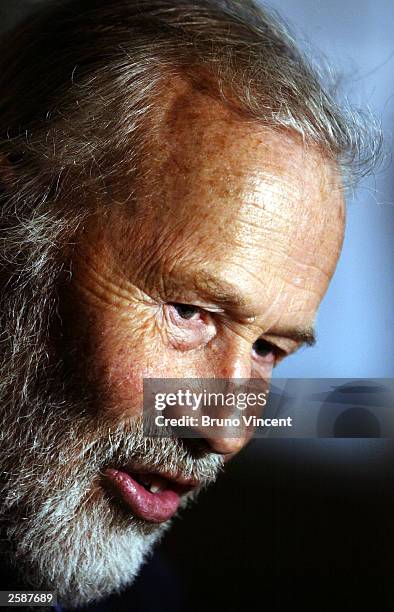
[103, 467, 198, 523]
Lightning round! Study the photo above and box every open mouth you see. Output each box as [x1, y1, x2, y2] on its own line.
[103, 467, 197, 524]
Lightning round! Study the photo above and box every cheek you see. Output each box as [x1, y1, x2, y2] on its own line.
[251, 358, 275, 381]
[83, 311, 164, 418]
[77, 306, 215, 420]
[62, 284, 273, 420]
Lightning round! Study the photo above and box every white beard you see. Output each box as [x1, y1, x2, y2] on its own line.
[9, 488, 165, 607]
[0, 398, 221, 608]
[7, 487, 166, 608]
[0, 203, 222, 608]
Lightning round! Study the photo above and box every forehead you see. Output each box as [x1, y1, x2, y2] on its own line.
[98, 83, 345, 333]
[145, 81, 344, 221]
[132, 88, 344, 284]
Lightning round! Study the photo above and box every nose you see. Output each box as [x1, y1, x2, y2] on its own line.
[183, 412, 251, 457]
[182, 421, 250, 456]
[191, 345, 254, 455]
[189, 393, 252, 455]
[174, 342, 258, 456]
[217, 345, 252, 380]
[197, 431, 249, 456]
[186, 379, 254, 457]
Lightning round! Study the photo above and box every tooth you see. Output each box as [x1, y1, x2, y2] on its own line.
[148, 476, 166, 494]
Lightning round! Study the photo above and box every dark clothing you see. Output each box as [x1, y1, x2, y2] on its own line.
[65, 552, 186, 612]
[1, 551, 186, 612]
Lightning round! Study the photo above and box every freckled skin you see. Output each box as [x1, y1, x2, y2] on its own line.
[61, 85, 345, 456]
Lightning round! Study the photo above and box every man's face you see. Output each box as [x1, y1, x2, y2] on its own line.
[69, 87, 344, 429]
[0, 88, 344, 607]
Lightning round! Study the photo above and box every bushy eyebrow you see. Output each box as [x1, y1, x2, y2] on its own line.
[189, 271, 317, 347]
[268, 326, 317, 347]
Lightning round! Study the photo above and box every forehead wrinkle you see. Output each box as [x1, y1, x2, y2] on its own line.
[157, 262, 258, 317]
[185, 269, 251, 312]
[113, 86, 344, 343]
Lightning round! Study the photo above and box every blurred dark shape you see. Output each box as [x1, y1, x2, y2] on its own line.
[310, 382, 390, 407]
[333, 406, 381, 438]
[317, 380, 392, 438]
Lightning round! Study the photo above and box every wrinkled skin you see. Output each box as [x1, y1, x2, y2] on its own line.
[62, 86, 345, 457]
[0, 86, 345, 607]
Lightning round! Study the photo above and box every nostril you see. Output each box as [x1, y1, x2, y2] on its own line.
[181, 437, 213, 459]
[179, 423, 247, 457]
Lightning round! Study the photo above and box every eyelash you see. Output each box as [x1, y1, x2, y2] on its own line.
[170, 303, 202, 321]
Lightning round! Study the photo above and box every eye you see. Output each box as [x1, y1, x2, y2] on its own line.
[252, 338, 276, 361]
[163, 302, 216, 351]
[171, 303, 201, 320]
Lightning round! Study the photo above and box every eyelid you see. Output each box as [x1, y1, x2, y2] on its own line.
[260, 333, 304, 357]
[253, 339, 281, 359]
[165, 303, 216, 332]
[167, 304, 200, 325]
[162, 303, 217, 351]
[168, 302, 225, 324]
[166, 302, 305, 361]
[170, 303, 200, 317]
[177, 301, 226, 315]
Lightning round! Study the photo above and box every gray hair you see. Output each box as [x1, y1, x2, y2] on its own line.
[0, 0, 381, 188]
[0, 0, 382, 397]
[0, 3, 382, 602]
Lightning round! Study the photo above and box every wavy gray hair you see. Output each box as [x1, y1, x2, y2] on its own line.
[0, 0, 382, 606]
[0, 0, 382, 381]
[0, 0, 381, 175]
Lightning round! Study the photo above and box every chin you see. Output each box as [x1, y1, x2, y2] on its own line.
[6, 484, 170, 609]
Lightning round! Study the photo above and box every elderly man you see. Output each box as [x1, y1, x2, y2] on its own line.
[0, 0, 377, 609]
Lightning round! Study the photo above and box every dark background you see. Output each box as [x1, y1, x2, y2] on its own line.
[160, 438, 394, 611]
